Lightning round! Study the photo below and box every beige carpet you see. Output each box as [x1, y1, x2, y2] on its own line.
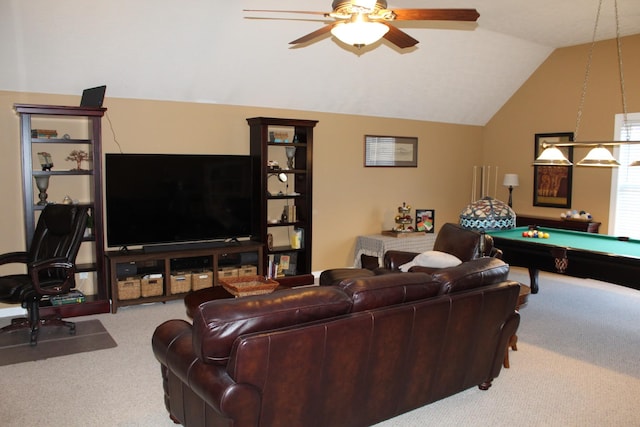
[0, 267, 638, 426]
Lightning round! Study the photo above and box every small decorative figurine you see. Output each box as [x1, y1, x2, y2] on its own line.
[393, 202, 414, 232]
[37, 152, 53, 171]
[65, 150, 92, 170]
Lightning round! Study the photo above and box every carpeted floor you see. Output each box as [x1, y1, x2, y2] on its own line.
[0, 319, 117, 366]
[0, 268, 638, 426]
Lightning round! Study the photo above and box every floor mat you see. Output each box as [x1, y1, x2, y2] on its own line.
[0, 319, 117, 366]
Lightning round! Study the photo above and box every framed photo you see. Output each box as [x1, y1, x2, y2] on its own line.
[533, 132, 574, 208]
[364, 135, 417, 167]
[415, 209, 435, 233]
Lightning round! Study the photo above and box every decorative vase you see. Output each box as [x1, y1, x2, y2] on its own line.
[285, 146, 296, 170]
[34, 175, 50, 205]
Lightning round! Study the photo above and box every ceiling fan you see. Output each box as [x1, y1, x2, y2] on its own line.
[244, 0, 479, 49]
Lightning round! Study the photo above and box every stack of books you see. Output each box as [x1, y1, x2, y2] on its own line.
[31, 129, 58, 138]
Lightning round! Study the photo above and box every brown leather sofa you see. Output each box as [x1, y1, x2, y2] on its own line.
[152, 257, 520, 427]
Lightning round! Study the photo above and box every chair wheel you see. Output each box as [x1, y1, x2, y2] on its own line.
[30, 332, 38, 346]
[69, 324, 76, 335]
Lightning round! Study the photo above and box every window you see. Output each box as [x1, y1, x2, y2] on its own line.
[610, 113, 640, 238]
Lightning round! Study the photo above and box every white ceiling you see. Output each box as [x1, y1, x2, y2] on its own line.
[2, 0, 639, 126]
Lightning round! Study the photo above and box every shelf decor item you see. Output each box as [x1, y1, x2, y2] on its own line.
[65, 149, 92, 171]
[34, 175, 50, 205]
[37, 152, 53, 171]
[393, 202, 413, 232]
[285, 146, 296, 169]
[415, 209, 435, 233]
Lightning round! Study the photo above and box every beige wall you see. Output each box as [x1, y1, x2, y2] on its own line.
[0, 91, 483, 283]
[2, 33, 638, 304]
[484, 34, 640, 232]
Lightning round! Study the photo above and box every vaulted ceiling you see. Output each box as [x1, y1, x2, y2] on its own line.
[2, 0, 639, 126]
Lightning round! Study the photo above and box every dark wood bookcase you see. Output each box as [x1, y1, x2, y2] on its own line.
[247, 117, 318, 286]
[15, 103, 110, 316]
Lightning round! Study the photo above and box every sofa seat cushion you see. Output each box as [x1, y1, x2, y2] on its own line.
[337, 272, 441, 311]
[433, 257, 509, 295]
[192, 286, 352, 365]
[398, 250, 462, 272]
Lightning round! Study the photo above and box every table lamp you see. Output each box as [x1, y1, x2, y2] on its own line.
[502, 174, 519, 208]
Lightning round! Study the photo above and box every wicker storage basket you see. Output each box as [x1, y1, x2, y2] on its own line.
[170, 272, 192, 294]
[238, 265, 258, 277]
[191, 270, 213, 291]
[218, 267, 239, 279]
[117, 277, 141, 300]
[219, 275, 279, 298]
[141, 277, 163, 297]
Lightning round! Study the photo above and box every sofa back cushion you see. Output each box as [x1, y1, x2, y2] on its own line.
[338, 272, 441, 312]
[433, 222, 485, 261]
[192, 287, 352, 365]
[433, 257, 509, 295]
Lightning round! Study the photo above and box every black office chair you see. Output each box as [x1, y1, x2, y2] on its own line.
[0, 204, 88, 345]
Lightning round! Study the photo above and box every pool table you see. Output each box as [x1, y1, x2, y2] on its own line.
[487, 227, 640, 294]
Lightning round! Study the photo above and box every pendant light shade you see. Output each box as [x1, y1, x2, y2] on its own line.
[533, 146, 573, 166]
[576, 145, 621, 167]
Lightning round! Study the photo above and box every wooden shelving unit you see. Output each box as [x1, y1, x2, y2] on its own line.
[15, 103, 110, 316]
[248, 117, 318, 286]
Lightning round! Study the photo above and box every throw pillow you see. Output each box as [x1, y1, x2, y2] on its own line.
[399, 250, 462, 272]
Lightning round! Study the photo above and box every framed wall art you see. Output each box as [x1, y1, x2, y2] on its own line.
[533, 132, 574, 208]
[364, 135, 417, 167]
[415, 209, 435, 233]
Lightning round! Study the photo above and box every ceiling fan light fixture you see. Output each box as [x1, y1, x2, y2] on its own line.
[532, 146, 573, 166]
[576, 145, 620, 167]
[331, 14, 389, 47]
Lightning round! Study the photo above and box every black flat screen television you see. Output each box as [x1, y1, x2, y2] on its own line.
[105, 153, 255, 249]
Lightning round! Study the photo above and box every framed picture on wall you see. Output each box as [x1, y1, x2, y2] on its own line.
[415, 209, 435, 233]
[533, 132, 574, 208]
[364, 135, 418, 167]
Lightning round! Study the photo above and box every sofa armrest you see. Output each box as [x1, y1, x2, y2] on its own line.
[407, 265, 439, 274]
[382, 250, 420, 271]
[152, 319, 262, 425]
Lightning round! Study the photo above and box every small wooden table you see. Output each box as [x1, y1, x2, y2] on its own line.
[353, 233, 436, 267]
[503, 284, 531, 368]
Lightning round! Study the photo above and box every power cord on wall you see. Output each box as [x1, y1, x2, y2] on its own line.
[105, 111, 124, 154]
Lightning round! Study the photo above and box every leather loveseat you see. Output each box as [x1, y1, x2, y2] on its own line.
[152, 257, 520, 427]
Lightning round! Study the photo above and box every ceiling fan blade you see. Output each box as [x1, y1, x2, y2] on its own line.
[290, 24, 336, 45]
[383, 24, 419, 49]
[244, 9, 328, 17]
[392, 9, 480, 22]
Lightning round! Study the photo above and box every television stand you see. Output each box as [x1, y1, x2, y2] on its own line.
[106, 241, 264, 313]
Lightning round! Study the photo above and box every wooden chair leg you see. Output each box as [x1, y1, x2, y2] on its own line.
[503, 334, 518, 368]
